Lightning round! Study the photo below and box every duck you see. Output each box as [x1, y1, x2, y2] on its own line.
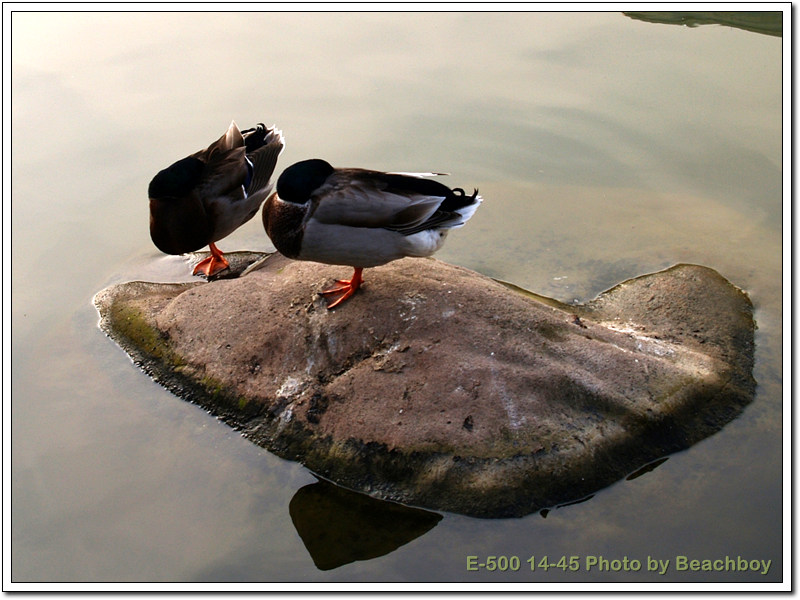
[148, 121, 284, 277]
[262, 158, 482, 308]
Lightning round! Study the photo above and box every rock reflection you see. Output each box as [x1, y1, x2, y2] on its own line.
[626, 457, 670, 481]
[624, 11, 782, 37]
[289, 479, 442, 571]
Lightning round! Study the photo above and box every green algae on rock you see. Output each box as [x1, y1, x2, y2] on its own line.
[94, 253, 755, 517]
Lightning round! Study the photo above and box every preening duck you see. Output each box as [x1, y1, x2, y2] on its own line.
[149, 121, 284, 276]
[262, 158, 482, 308]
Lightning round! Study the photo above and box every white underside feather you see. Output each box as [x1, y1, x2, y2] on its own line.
[299, 221, 449, 268]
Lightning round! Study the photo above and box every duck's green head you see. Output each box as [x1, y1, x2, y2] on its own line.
[277, 159, 334, 204]
[148, 156, 204, 200]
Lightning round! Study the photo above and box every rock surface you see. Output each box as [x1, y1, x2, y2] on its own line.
[94, 253, 755, 517]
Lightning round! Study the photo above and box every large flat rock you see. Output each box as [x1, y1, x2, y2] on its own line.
[94, 253, 755, 517]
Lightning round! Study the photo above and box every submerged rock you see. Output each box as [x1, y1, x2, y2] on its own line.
[94, 253, 755, 517]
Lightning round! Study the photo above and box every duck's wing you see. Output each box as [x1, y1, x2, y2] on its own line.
[205, 121, 246, 155]
[385, 171, 449, 177]
[309, 170, 447, 232]
[192, 146, 250, 201]
[189, 122, 250, 201]
[243, 126, 284, 194]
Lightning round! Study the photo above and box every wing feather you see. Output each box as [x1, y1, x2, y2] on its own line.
[310, 175, 445, 230]
[304, 169, 479, 236]
[191, 146, 249, 201]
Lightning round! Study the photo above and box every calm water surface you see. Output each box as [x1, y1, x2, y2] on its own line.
[10, 11, 784, 585]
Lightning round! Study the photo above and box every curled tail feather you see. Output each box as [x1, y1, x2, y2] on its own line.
[243, 125, 285, 193]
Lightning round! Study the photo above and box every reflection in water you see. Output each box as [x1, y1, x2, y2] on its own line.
[539, 495, 596, 519]
[289, 479, 442, 571]
[539, 456, 671, 517]
[626, 457, 670, 481]
[624, 11, 782, 36]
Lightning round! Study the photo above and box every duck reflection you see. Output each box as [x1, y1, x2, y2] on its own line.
[289, 479, 442, 571]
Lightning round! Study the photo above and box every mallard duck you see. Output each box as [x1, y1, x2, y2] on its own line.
[148, 121, 284, 277]
[262, 158, 482, 308]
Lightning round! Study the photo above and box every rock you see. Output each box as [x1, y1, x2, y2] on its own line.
[93, 253, 755, 518]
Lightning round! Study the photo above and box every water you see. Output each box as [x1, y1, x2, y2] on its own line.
[10, 11, 785, 587]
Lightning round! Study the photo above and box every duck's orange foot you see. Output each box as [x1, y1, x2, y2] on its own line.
[320, 268, 364, 309]
[192, 242, 230, 277]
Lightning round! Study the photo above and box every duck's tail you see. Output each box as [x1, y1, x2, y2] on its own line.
[242, 124, 285, 193]
[398, 188, 482, 235]
[443, 188, 482, 229]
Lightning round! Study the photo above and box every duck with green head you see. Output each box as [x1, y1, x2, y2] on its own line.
[262, 158, 482, 308]
[148, 121, 284, 276]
